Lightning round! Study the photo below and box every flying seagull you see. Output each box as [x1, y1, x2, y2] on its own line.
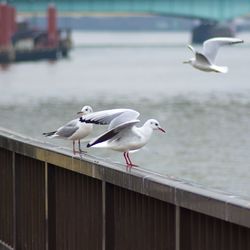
[80, 109, 166, 167]
[183, 37, 243, 73]
[43, 105, 93, 155]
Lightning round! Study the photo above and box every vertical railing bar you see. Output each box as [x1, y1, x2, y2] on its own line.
[175, 206, 180, 250]
[102, 180, 106, 250]
[45, 162, 49, 250]
[12, 151, 16, 250]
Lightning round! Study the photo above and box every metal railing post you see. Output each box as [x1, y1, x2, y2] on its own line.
[175, 206, 180, 250]
[45, 162, 49, 250]
[102, 180, 106, 250]
[12, 151, 16, 250]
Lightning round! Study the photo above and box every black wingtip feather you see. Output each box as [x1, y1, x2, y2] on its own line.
[43, 131, 56, 137]
[79, 117, 106, 125]
[87, 129, 119, 148]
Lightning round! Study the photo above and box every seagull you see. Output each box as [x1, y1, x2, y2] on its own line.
[43, 105, 93, 155]
[80, 109, 166, 167]
[183, 37, 243, 73]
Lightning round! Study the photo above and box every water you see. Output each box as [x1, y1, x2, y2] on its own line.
[1, 31, 250, 198]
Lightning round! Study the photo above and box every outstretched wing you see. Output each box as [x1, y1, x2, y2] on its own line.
[203, 37, 243, 63]
[87, 120, 140, 147]
[80, 108, 140, 130]
[108, 109, 140, 130]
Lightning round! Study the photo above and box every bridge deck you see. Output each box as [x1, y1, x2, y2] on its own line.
[9, 0, 250, 21]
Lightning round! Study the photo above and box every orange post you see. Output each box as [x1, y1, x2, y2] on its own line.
[0, 3, 12, 48]
[47, 4, 58, 47]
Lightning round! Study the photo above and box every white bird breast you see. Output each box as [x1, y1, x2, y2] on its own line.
[69, 123, 93, 140]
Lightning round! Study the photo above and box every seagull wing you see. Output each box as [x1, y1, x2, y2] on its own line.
[56, 119, 79, 138]
[195, 52, 211, 65]
[203, 37, 243, 63]
[108, 109, 140, 130]
[87, 120, 140, 147]
[80, 108, 140, 129]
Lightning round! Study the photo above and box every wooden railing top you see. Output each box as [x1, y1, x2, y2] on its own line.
[0, 127, 250, 228]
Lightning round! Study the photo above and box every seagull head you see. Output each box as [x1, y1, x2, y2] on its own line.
[77, 105, 93, 116]
[147, 119, 166, 133]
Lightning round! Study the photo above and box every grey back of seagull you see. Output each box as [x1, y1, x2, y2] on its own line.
[56, 119, 79, 138]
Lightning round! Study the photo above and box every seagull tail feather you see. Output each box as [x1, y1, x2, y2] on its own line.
[212, 65, 228, 73]
[43, 131, 57, 137]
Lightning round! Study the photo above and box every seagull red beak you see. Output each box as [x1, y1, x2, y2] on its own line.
[77, 111, 84, 115]
[158, 127, 166, 133]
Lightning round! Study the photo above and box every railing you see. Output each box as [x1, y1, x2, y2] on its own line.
[0, 127, 250, 250]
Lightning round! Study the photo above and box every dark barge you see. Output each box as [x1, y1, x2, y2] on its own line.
[0, 3, 71, 64]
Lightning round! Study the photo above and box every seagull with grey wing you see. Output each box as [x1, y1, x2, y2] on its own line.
[183, 37, 243, 73]
[80, 108, 166, 167]
[43, 105, 93, 155]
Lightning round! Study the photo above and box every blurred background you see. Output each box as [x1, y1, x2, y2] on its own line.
[1, 0, 250, 198]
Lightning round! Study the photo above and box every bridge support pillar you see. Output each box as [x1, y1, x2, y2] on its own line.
[191, 22, 235, 44]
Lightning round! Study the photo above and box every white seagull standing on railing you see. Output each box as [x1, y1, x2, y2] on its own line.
[80, 108, 166, 167]
[43, 105, 93, 155]
[183, 37, 244, 73]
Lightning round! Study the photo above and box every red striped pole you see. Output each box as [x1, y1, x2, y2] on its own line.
[47, 4, 58, 47]
[0, 3, 12, 49]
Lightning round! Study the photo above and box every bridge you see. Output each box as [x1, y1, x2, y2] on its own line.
[9, 0, 250, 22]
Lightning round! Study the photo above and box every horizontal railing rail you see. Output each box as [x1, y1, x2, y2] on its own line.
[0, 127, 249, 250]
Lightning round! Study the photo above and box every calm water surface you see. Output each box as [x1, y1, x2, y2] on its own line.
[1, 32, 250, 198]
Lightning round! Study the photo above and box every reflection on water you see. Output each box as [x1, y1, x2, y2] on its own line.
[0, 32, 250, 198]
